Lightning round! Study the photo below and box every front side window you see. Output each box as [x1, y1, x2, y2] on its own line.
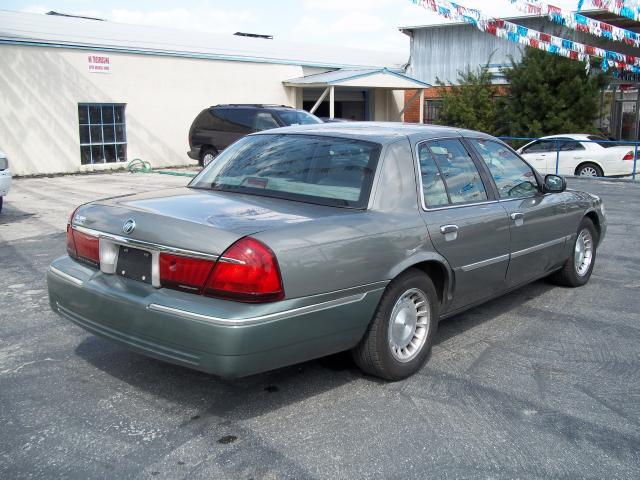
[418, 139, 488, 206]
[253, 112, 280, 131]
[274, 110, 322, 126]
[78, 104, 126, 164]
[522, 140, 556, 154]
[469, 139, 538, 199]
[190, 134, 381, 208]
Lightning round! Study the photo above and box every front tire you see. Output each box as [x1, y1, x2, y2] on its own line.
[352, 269, 439, 381]
[550, 217, 597, 287]
[0, 196, 3, 213]
[200, 148, 218, 167]
[576, 163, 603, 177]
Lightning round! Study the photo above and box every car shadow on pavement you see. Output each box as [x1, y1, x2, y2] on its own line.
[73, 278, 556, 419]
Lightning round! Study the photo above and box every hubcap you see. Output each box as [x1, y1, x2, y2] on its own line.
[202, 153, 215, 167]
[388, 288, 430, 363]
[579, 166, 598, 177]
[574, 228, 594, 276]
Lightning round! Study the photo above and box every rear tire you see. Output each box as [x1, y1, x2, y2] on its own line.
[576, 163, 603, 177]
[549, 217, 597, 287]
[352, 269, 438, 381]
[0, 196, 3, 213]
[200, 148, 218, 167]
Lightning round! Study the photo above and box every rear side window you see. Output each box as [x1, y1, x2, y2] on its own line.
[212, 108, 256, 132]
[469, 139, 538, 199]
[587, 135, 616, 148]
[190, 134, 381, 208]
[418, 139, 488, 207]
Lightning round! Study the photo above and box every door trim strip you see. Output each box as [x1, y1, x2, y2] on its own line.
[460, 254, 510, 272]
[511, 235, 571, 259]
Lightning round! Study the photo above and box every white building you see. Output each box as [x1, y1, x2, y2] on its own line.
[0, 10, 427, 176]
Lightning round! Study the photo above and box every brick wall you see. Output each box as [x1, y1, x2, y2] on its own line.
[403, 86, 510, 123]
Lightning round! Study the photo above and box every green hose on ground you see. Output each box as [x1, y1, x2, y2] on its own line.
[127, 158, 197, 178]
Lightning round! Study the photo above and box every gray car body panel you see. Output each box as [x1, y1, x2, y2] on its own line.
[50, 122, 607, 376]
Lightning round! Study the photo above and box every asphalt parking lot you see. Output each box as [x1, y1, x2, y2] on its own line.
[1, 172, 639, 479]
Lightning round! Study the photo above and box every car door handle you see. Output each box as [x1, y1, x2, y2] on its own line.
[440, 224, 459, 241]
[510, 212, 524, 226]
[574, 156, 583, 160]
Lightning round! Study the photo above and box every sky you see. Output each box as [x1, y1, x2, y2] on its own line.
[2, 0, 585, 53]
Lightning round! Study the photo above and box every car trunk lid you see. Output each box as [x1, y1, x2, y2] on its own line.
[73, 187, 353, 256]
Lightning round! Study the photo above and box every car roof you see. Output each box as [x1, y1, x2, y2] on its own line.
[540, 134, 596, 140]
[252, 122, 496, 144]
[212, 104, 295, 109]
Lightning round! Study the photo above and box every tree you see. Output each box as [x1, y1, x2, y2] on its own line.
[500, 48, 607, 138]
[434, 62, 500, 135]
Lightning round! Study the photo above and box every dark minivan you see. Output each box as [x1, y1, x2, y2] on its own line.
[188, 104, 322, 166]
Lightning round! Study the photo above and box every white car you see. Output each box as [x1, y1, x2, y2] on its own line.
[517, 134, 639, 177]
[0, 149, 12, 213]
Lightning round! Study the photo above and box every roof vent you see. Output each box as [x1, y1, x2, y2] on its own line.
[234, 32, 273, 40]
[46, 11, 106, 21]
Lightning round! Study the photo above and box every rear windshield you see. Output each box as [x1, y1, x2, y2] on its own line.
[274, 110, 322, 126]
[586, 135, 618, 148]
[189, 134, 382, 208]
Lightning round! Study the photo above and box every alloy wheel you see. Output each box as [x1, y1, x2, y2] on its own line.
[388, 288, 431, 363]
[574, 228, 594, 276]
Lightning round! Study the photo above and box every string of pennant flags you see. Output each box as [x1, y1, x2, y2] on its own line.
[409, 0, 640, 73]
[508, 0, 640, 48]
[589, 0, 640, 23]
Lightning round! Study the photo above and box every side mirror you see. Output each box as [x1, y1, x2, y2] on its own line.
[543, 174, 566, 193]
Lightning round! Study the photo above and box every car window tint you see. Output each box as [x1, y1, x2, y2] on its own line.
[523, 140, 560, 153]
[587, 135, 617, 148]
[424, 139, 488, 205]
[254, 112, 280, 131]
[418, 145, 449, 207]
[559, 140, 585, 151]
[214, 108, 255, 132]
[469, 139, 539, 199]
[275, 110, 322, 126]
[190, 134, 381, 209]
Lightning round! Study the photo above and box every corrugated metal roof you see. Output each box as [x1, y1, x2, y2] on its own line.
[0, 10, 406, 69]
[284, 67, 430, 87]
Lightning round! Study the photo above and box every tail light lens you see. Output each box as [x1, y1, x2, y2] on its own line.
[204, 237, 284, 302]
[157, 237, 284, 303]
[623, 151, 635, 160]
[66, 207, 99, 266]
[159, 254, 215, 294]
[66, 224, 77, 258]
[73, 230, 100, 266]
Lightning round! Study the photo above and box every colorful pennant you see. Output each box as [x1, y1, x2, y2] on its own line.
[409, 0, 640, 73]
[508, 0, 640, 48]
[589, 1, 640, 23]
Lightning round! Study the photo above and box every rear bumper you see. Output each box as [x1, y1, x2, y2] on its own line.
[47, 256, 384, 377]
[187, 147, 201, 161]
[0, 170, 11, 196]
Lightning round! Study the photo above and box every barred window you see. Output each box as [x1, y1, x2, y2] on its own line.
[424, 100, 442, 124]
[78, 104, 127, 164]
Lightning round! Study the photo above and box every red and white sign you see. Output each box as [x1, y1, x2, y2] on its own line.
[88, 55, 111, 73]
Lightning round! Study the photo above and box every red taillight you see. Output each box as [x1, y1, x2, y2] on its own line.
[66, 208, 79, 258]
[159, 253, 215, 294]
[623, 151, 635, 161]
[73, 230, 100, 265]
[66, 207, 99, 265]
[66, 224, 77, 258]
[204, 237, 284, 303]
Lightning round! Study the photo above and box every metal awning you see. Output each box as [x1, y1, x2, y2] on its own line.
[284, 68, 430, 120]
[284, 67, 430, 89]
